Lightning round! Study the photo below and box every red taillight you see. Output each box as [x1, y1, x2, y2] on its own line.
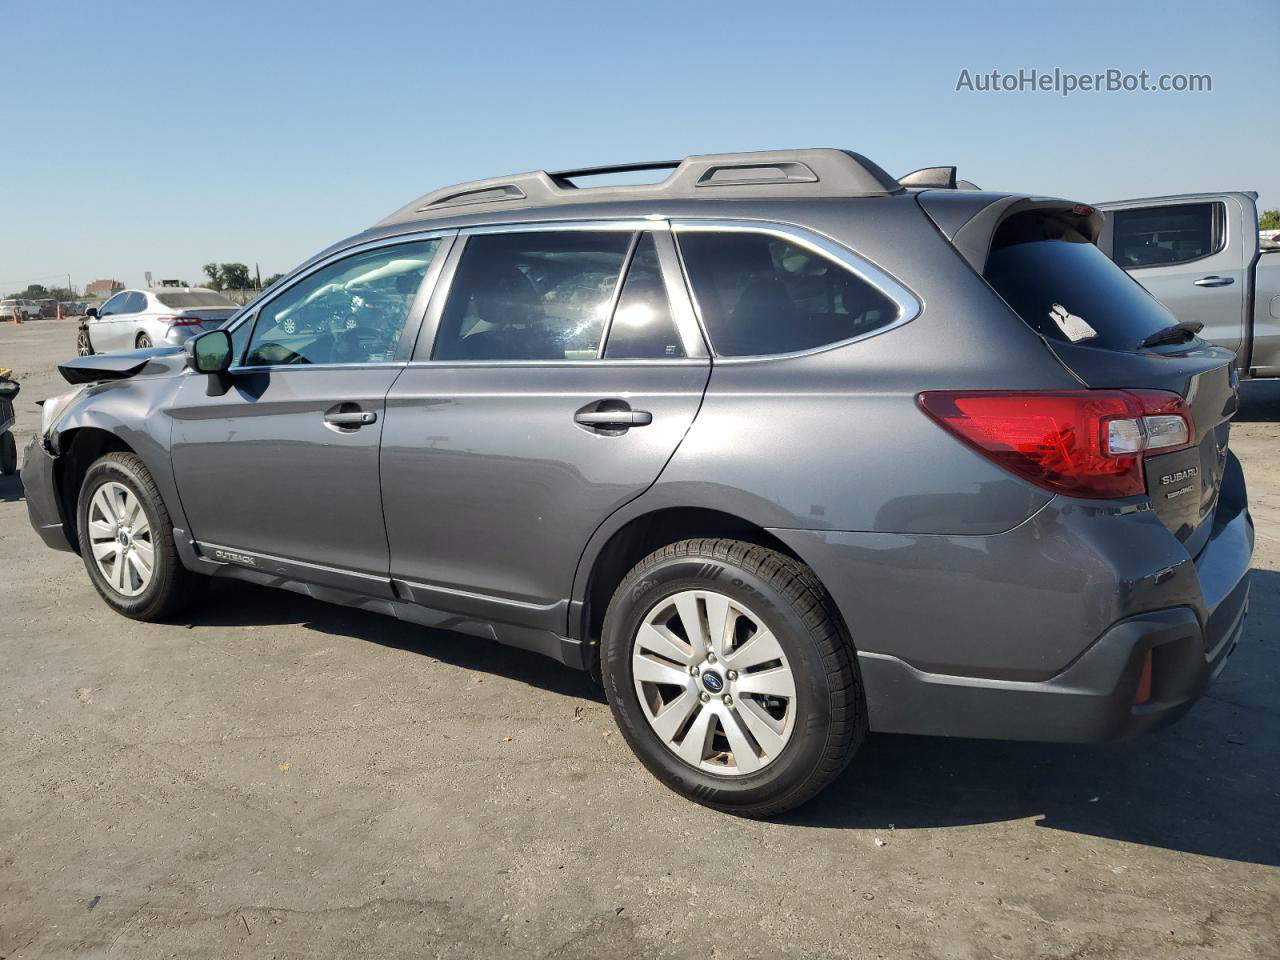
[917, 390, 1193, 499]
[161, 315, 203, 327]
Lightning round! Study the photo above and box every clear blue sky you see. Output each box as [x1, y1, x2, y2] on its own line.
[2, 0, 1276, 294]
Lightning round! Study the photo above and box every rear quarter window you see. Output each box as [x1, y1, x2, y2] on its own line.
[677, 230, 900, 357]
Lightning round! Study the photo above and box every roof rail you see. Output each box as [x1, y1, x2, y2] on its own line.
[376, 149, 902, 227]
[899, 166, 982, 191]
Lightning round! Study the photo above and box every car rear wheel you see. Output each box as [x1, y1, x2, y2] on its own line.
[76, 452, 205, 621]
[601, 538, 866, 817]
[136, 332, 153, 349]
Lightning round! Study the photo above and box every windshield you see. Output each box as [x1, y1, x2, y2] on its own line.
[155, 291, 236, 309]
[984, 238, 1178, 352]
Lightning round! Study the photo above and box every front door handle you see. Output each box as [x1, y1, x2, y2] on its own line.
[574, 407, 653, 430]
[1194, 275, 1234, 287]
[324, 409, 377, 427]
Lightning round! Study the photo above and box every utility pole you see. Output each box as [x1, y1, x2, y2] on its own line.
[255, 262, 262, 291]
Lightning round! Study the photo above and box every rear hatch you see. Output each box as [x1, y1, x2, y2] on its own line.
[980, 205, 1237, 555]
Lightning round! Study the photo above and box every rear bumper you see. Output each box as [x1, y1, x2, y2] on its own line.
[21, 435, 75, 552]
[857, 581, 1247, 742]
[773, 453, 1254, 743]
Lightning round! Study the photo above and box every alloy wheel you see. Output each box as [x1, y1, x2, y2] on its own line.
[86, 481, 155, 597]
[632, 589, 797, 775]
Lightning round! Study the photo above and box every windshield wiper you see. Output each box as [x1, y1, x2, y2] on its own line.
[1139, 319, 1204, 349]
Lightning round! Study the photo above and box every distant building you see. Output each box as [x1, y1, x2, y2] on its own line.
[85, 279, 123, 298]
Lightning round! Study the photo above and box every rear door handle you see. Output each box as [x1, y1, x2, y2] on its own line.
[1194, 275, 1234, 287]
[324, 409, 377, 427]
[574, 408, 653, 429]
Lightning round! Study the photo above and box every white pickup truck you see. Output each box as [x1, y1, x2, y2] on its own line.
[1099, 192, 1280, 378]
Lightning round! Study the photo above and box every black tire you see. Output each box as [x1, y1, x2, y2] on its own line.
[76, 327, 93, 356]
[76, 452, 205, 621]
[136, 332, 152, 349]
[601, 538, 865, 817]
[0, 431, 16, 475]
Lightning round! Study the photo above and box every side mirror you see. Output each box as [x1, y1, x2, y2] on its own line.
[186, 329, 233, 374]
[85, 307, 99, 319]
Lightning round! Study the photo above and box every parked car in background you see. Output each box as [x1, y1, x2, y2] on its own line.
[1100, 192, 1280, 379]
[1, 299, 40, 321]
[77, 288, 238, 355]
[60, 301, 84, 317]
[23, 149, 1253, 816]
[35, 299, 58, 318]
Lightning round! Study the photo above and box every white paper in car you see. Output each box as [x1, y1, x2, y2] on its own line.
[1048, 303, 1097, 343]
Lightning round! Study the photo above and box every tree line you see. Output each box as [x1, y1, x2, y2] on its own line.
[202, 262, 284, 292]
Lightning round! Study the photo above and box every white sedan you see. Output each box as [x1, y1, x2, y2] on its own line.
[79, 288, 239, 355]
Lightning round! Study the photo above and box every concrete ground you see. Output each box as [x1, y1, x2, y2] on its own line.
[1, 317, 1277, 959]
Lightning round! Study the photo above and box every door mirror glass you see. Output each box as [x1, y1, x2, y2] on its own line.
[187, 329, 233, 374]
[85, 307, 99, 319]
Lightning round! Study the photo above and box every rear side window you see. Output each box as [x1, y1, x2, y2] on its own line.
[1112, 202, 1223, 267]
[985, 234, 1178, 352]
[434, 231, 632, 361]
[677, 231, 899, 357]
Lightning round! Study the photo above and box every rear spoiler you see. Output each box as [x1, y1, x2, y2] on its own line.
[916, 192, 1105, 271]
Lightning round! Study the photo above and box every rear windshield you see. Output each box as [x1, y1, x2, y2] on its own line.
[984, 237, 1177, 352]
[155, 291, 235, 309]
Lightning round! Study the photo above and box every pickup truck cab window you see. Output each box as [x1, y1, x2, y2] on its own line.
[1112, 202, 1224, 267]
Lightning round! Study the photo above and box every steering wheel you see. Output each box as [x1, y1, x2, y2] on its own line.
[329, 324, 390, 363]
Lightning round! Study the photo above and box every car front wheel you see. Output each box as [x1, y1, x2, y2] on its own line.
[601, 538, 865, 817]
[76, 452, 205, 621]
[76, 328, 93, 356]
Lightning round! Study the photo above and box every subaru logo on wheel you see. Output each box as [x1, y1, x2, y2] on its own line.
[701, 672, 725, 694]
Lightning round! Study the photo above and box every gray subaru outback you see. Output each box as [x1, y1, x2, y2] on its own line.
[22, 149, 1254, 815]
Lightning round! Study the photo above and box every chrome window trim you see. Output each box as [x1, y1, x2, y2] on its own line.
[223, 361, 411, 374]
[670, 218, 922, 363]
[461, 217, 670, 236]
[227, 230, 457, 372]
[404, 358, 710, 369]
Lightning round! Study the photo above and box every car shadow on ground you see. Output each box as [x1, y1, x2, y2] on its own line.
[187, 579, 606, 703]
[0, 471, 23, 503]
[787, 568, 1280, 869]
[1237, 379, 1280, 421]
[190, 571, 1278, 867]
